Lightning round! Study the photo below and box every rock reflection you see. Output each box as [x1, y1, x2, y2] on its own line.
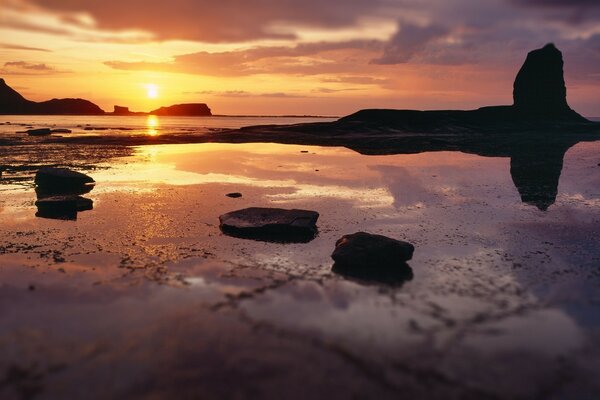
[332, 262, 414, 286]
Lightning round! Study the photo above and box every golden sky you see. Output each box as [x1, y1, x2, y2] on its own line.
[1, 0, 599, 115]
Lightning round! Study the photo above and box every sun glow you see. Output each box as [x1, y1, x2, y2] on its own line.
[146, 84, 159, 99]
[146, 115, 159, 136]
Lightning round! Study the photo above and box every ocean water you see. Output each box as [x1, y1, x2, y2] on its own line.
[0, 115, 338, 137]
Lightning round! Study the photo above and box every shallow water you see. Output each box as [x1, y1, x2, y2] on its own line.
[1, 140, 599, 399]
[0, 115, 337, 138]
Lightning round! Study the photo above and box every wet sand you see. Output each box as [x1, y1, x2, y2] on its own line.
[1, 141, 600, 399]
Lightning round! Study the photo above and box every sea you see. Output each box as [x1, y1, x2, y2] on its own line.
[0, 115, 338, 137]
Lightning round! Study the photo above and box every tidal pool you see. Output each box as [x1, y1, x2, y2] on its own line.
[0, 141, 599, 399]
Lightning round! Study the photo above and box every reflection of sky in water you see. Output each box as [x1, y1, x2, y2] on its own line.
[0, 141, 599, 398]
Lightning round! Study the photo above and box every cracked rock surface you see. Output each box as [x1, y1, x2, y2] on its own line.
[1, 141, 599, 399]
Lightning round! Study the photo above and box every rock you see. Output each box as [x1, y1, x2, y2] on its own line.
[26, 128, 52, 136]
[226, 192, 243, 198]
[113, 105, 130, 115]
[150, 103, 212, 116]
[51, 128, 72, 134]
[35, 195, 93, 220]
[513, 43, 576, 117]
[219, 207, 319, 243]
[35, 167, 95, 190]
[0, 78, 105, 115]
[331, 232, 414, 284]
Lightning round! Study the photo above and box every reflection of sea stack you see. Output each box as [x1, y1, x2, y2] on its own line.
[513, 43, 583, 120]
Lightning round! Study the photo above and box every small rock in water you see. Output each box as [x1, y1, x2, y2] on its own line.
[26, 128, 52, 136]
[35, 195, 93, 220]
[226, 192, 243, 198]
[331, 232, 414, 285]
[300, 150, 309, 153]
[51, 128, 72, 134]
[219, 207, 319, 243]
[35, 167, 95, 191]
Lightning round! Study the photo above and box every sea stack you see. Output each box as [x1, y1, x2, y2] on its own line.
[513, 43, 581, 119]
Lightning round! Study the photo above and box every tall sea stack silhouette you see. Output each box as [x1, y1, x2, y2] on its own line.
[513, 43, 581, 119]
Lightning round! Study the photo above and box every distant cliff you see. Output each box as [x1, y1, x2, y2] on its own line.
[0, 78, 105, 115]
[0, 79, 213, 116]
[150, 103, 212, 116]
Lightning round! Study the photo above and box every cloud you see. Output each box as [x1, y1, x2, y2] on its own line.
[371, 22, 449, 65]
[1, 61, 67, 75]
[105, 39, 382, 76]
[24, 0, 389, 43]
[187, 90, 307, 98]
[0, 43, 51, 52]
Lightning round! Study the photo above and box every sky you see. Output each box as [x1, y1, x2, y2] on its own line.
[1, 0, 600, 116]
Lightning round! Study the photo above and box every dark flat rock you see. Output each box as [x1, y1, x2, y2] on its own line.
[331, 232, 414, 285]
[35, 167, 95, 190]
[26, 128, 52, 136]
[51, 128, 72, 134]
[226, 192, 243, 198]
[219, 207, 319, 243]
[35, 195, 93, 220]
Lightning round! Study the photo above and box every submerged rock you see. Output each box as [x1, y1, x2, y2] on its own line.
[331, 232, 414, 284]
[26, 128, 52, 136]
[51, 128, 72, 134]
[35, 195, 93, 220]
[226, 192, 243, 198]
[219, 207, 319, 243]
[35, 167, 95, 190]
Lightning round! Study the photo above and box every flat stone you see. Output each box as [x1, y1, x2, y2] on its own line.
[226, 192, 243, 198]
[26, 128, 52, 136]
[331, 232, 414, 284]
[35, 167, 95, 190]
[51, 128, 72, 134]
[219, 207, 319, 243]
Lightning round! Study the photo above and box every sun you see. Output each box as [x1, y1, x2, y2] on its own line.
[146, 84, 158, 99]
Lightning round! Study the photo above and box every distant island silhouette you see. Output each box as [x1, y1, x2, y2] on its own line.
[0, 79, 211, 116]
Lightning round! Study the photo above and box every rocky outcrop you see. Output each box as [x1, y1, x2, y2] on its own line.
[331, 232, 415, 285]
[35, 167, 95, 191]
[26, 128, 52, 136]
[0, 78, 105, 115]
[150, 103, 212, 116]
[219, 207, 319, 242]
[513, 43, 573, 117]
[113, 106, 131, 115]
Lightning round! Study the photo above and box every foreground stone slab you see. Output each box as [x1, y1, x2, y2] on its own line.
[219, 207, 319, 243]
[35, 195, 93, 220]
[331, 232, 414, 285]
[26, 128, 52, 136]
[35, 167, 95, 190]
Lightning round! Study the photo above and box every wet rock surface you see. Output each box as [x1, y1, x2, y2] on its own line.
[331, 232, 414, 284]
[219, 207, 319, 242]
[34, 167, 95, 191]
[26, 128, 52, 136]
[1, 142, 600, 399]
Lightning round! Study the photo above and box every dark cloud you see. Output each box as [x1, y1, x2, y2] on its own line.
[512, 0, 600, 7]
[371, 23, 448, 65]
[25, 0, 388, 43]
